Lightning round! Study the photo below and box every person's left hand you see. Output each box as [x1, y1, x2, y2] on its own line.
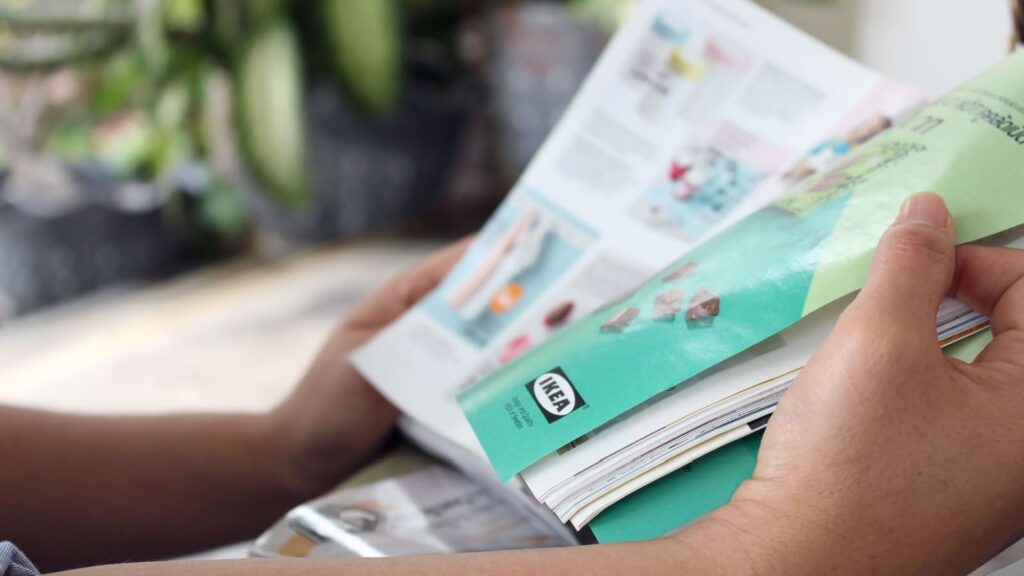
[267, 238, 470, 496]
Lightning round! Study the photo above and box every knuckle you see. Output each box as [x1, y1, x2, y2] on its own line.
[838, 303, 918, 355]
[883, 225, 952, 264]
[998, 329, 1024, 350]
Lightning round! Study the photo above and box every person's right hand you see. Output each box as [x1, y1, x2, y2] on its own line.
[708, 193, 1024, 575]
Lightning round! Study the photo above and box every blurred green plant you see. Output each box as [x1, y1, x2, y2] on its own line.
[0, 0, 460, 244]
[567, 0, 633, 33]
[208, 0, 411, 209]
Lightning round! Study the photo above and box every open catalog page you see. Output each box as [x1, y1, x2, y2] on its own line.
[352, 0, 923, 457]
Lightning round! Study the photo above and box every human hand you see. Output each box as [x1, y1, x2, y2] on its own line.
[267, 238, 470, 496]
[706, 193, 1024, 575]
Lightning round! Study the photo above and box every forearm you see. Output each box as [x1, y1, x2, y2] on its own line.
[54, 513, 768, 576]
[0, 406, 326, 572]
[61, 502, 948, 576]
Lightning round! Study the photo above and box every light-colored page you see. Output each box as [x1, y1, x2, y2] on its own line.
[352, 0, 896, 455]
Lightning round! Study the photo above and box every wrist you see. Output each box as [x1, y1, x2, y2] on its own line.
[665, 498, 791, 575]
[698, 479, 936, 576]
[666, 479, 848, 576]
[261, 399, 395, 501]
[244, 412, 318, 505]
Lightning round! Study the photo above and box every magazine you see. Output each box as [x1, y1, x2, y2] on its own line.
[354, 0, 928, 460]
[352, 0, 1024, 540]
[252, 462, 574, 558]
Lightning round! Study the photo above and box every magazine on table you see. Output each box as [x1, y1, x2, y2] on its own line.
[253, 459, 575, 559]
[350, 0, 1024, 545]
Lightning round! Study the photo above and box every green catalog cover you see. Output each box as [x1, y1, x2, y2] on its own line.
[458, 52, 1024, 482]
[589, 432, 763, 543]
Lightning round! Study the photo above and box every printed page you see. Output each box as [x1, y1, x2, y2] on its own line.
[352, 0, 906, 455]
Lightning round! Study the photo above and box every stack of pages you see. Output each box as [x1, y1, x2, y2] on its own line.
[353, 0, 1024, 542]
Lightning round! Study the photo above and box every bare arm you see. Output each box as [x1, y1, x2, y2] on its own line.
[54, 519, 756, 576]
[0, 407, 313, 570]
[0, 240, 471, 573]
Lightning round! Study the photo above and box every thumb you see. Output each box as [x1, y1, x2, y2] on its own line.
[853, 193, 956, 337]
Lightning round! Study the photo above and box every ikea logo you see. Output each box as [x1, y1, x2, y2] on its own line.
[526, 367, 586, 423]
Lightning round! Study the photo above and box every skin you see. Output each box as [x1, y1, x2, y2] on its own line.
[12, 194, 1024, 575]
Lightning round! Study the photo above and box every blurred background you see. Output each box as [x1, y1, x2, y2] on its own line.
[0, 0, 1014, 413]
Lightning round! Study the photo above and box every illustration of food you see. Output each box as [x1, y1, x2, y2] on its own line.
[686, 289, 720, 328]
[662, 262, 698, 283]
[601, 307, 640, 334]
[490, 283, 524, 314]
[544, 301, 575, 328]
[653, 289, 686, 321]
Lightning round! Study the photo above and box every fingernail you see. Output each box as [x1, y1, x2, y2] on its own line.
[896, 193, 950, 228]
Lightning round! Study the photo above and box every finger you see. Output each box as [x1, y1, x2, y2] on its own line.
[345, 236, 473, 329]
[849, 193, 956, 339]
[949, 244, 1024, 366]
[950, 244, 1024, 335]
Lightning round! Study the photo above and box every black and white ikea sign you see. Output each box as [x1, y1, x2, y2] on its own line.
[526, 367, 586, 423]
